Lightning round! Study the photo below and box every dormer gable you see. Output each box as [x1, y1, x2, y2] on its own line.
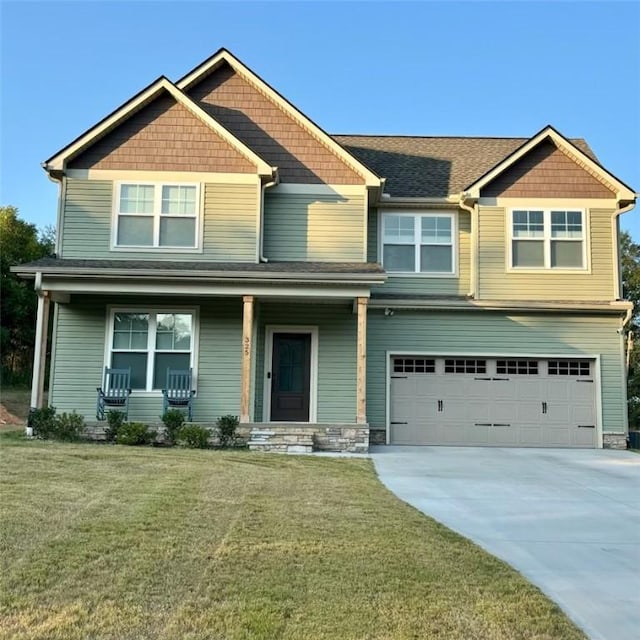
[466, 125, 635, 204]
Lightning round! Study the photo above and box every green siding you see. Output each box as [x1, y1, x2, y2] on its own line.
[264, 191, 365, 261]
[61, 178, 258, 261]
[254, 302, 357, 423]
[478, 206, 615, 300]
[50, 296, 243, 423]
[367, 310, 625, 434]
[368, 208, 471, 296]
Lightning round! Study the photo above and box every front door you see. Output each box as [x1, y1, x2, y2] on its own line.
[270, 333, 311, 421]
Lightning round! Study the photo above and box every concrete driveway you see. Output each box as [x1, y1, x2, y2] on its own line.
[371, 446, 640, 640]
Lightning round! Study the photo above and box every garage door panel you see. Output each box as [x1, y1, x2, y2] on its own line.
[389, 356, 597, 448]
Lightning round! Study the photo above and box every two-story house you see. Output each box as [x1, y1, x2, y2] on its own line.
[15, 49, 636, 450]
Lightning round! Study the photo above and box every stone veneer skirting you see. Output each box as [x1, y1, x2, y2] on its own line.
[603, 433, 628, 449]
[246, 423, 369, 454]
[83, 422, 369, 453]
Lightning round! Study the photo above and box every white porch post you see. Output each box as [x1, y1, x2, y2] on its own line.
[28, 290, 51, 435]
[240, 295, 254, 424]
[356, 296, 368, 424]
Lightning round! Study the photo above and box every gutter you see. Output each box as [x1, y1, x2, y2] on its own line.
[458, 193, 478, 298]
[368, 297, 632, 315]
[259, 170, 279, 263]
[612, 199, 637, 300]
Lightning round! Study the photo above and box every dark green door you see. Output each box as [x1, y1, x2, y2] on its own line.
[271, 333, 311, 421]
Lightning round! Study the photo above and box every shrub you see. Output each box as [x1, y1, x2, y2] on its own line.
[54, 411, 85, 441]
[116, 422, 153, 446]
[216, 414, 239, 448]
[105, 410, 126, 443]
[29, 406, 57, 439]
[161, 409, 185, 445]
[177, 424, 210, 449]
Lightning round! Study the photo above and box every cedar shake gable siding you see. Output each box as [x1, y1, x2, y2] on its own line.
[69, 94, 256, 173]
[481, 140, 615, 199]
[187, 62, 364, 185]
[334, 135, 599, 198]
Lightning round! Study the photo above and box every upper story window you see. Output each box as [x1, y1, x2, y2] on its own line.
[382, 212, 455, 274]
[511, 209, 585, 269]
[115, 183, 200, 249]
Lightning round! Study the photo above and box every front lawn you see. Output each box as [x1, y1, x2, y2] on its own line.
[0, 436, 585, 639]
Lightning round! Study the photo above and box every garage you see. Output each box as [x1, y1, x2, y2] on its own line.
[389, 356, 598, 447]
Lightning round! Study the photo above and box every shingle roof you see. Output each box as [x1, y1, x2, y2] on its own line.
[332, 135, 598, 198]
[13, 257, 384, 276]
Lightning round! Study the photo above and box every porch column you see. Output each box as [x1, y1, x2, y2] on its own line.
[240, 295, 254, 423]
[356, 296, 368, 424]
[28, 290, 51, 435]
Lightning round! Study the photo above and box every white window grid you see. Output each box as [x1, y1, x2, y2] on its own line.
[113, 182, 201, 249]
[106, 308, 198, 392]
[509, 208, 586, 270]
[381, 212, 456, 274]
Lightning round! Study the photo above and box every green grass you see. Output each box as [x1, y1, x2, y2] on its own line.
[0, 436, 585, 640]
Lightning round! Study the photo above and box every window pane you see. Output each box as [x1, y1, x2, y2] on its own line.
[111, 352, 147, 390]
[383, 245, 415, 272]
[120, 185, 154, 214]
[421, 216, 451, 243]
[159, 218, 196, 247]
[113, 313, 148, 350]
[161, 185, 197, 215]
[156, 314, 192, 350]
[420, 245, 452, 272]
[153, 353, 190, 390]
[383, 215, 414, 242]
[513, 210, 544, 238]
[552, 210, 582, 238]
[513, 240, 544, 267]
[118, 216, 153, 246]
[551, 241, 583, 268]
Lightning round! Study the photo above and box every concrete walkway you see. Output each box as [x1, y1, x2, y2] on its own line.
[371, 446, 640, 640]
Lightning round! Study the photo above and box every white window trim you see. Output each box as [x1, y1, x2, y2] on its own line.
[111, 181, 204, 253]
[104, 306, 199, 395]
[263, 326, 319, 423]
[507, 208, 589, 272]
[379, 211, 458, 277]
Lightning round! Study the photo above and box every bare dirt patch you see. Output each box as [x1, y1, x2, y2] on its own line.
[0, 404, 24, 430]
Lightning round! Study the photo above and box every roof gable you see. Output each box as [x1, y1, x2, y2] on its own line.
[177, 49, 381, 187]
[45, 77, 273, 176]
[465, 125, 635, 202]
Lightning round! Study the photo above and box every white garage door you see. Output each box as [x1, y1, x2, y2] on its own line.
[390, 357, 597, 447]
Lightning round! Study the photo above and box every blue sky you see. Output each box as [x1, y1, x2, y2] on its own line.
[2, 1, 639, 237]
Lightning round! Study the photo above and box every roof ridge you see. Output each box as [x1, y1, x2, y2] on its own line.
[332, 133, 588, 142]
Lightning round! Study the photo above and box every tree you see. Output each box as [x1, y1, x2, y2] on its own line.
[620, 230, 640, 428]
[0, 206, 54, 385]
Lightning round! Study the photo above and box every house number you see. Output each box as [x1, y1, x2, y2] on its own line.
[244, 336, 251, 356]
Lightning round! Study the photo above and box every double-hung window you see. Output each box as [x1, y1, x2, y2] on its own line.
[109, 310, 196, 391]
[382, 212, 455, 274]
[511, 209, 585, 269]
[115, 183, 200, 249]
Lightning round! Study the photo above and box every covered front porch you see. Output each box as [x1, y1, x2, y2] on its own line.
[16, 258, 385, 451]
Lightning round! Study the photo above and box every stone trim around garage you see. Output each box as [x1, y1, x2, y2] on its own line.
[246, 423, 369, 454]
[603, 433, 628, 449]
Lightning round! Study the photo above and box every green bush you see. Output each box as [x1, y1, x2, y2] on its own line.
[177, 424, 210, 449]
[105, 410, 126, 443]
[161, 409, 185, 445]
[54, 411, 85, 441]
[116, 422, 153, 446]
[29, 406, 84, 441]
[29, 406, 57, 439]
[216, 414, 239, 448]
